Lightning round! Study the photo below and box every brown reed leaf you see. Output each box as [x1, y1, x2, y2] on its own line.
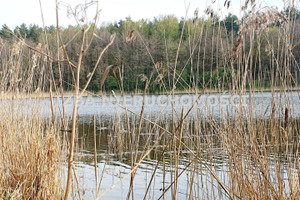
[232, 27, 246, 58]
[112, 65, 121, 90]
[125, 30, 138, 42]
[292, 40, 300, 50]
[100, 65, 113, 88]
[138, 74, 148, 82]
[111, 64, 119, 75]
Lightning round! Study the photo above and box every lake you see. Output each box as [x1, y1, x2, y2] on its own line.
[6, 91, 300, 199]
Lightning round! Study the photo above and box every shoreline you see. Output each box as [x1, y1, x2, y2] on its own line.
[1, 87, 300, 99]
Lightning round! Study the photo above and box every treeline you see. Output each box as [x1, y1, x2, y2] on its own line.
[1, 10, 300, 93]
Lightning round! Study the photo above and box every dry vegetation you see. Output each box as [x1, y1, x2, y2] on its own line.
[0, 0, 299, 200]
[0, 99, 61, 199]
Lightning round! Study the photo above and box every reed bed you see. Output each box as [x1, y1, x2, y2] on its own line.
[75, 109, 299, 199]
[0, 0, 300, 199]
[0, 98, 62, 199]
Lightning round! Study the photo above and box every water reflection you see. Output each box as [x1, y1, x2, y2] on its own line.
[70, 113, 299, 199]
[2, 92, 299, 199]
[46, 91, 300, 120]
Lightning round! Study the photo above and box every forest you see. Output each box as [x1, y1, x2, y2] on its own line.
[1, 9, 300, 94]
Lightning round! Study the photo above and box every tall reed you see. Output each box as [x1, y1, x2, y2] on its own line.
[0, 98, 61, 199]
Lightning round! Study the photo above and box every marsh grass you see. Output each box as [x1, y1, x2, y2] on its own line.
[72, 108, 299, 199]
[0, 98, 61, 199]
[0, 0, 300, 199]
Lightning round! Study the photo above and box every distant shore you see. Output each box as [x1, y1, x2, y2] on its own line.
[1, 87, 300, 100]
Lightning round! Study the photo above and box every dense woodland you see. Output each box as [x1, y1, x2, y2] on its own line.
[0, 9, 300, 93]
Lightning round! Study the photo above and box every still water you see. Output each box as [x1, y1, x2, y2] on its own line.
[52, 91, 298, 199]
[49, 91, 300, 119]
[10, 91, 300, 199]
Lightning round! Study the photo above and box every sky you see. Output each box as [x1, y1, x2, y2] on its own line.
[0, 0, 286, 29]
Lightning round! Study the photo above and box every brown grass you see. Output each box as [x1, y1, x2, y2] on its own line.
[0, 100, 61, 199]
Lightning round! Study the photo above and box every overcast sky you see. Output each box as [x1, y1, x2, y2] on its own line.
[1, 0, 285, 29]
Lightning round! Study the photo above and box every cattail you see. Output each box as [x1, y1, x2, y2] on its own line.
[285, 107, 289, 128]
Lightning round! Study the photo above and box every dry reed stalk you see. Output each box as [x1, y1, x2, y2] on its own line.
[172, 108, 184, 200]
[163, 156, 166, 200]
[127, 79, 149, 200]
[73, 166, 82, 200]
[64, 26, 86, 200]
[93, 115, 98, 193]
[58, 1, 115, 198]
[53, 0, 68, 131]
[158, 160, 193, 200]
